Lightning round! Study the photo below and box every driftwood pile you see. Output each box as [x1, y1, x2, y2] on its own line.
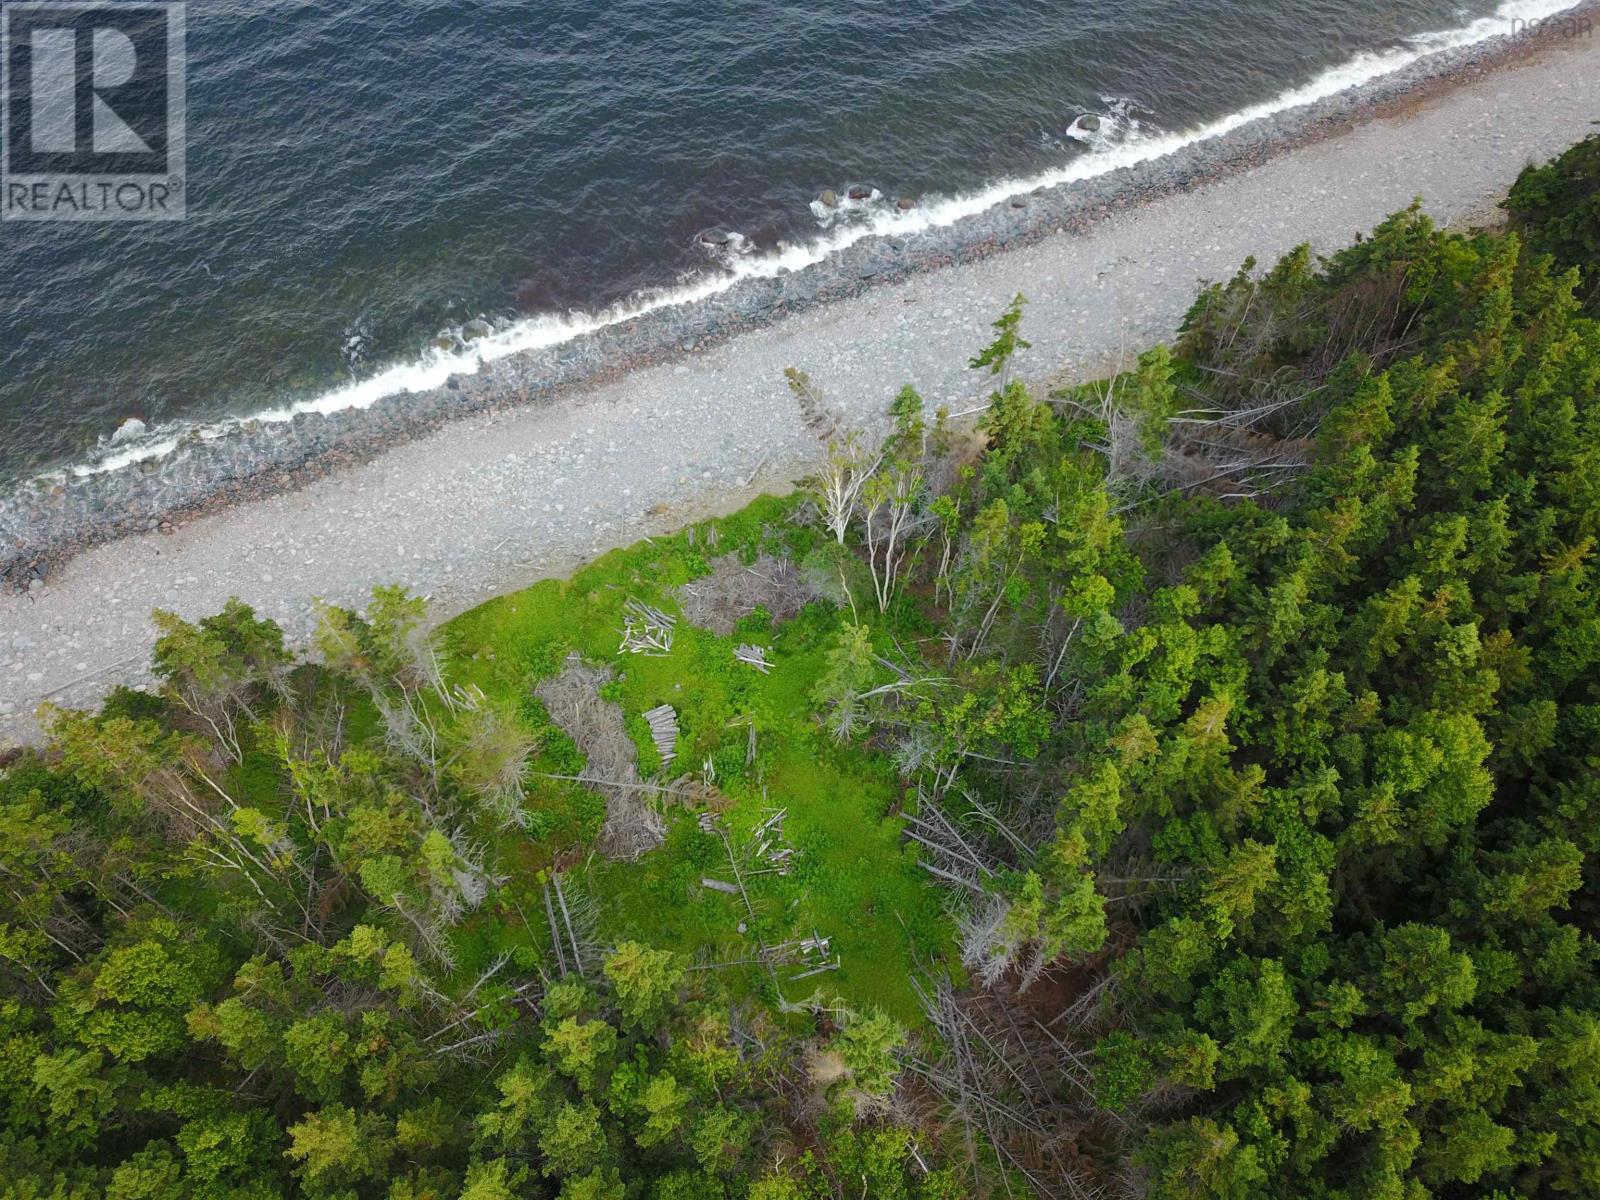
[619, 599, 676, 656]
[746, 807, 795, 877]
[534, 655, 665, 861]
[674, 553, 824, 636]
[692, 806, 840, 985]
[770, 931, 838, 980]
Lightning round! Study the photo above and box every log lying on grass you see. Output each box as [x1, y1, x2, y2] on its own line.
[734, 644, 771, 672]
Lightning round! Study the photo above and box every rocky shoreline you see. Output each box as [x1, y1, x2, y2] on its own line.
[1, 7, 1594, 590]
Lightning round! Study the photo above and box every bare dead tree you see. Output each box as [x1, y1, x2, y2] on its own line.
[538, 880, 574, 980]
[430, 829, 502, 928]
[390, 895, 457, 973]
[426, 976, 544, 1061]
[373, 686, 442, 777]
[446, 686, 537, 829]
[812, 432, 885, 547]
[539, 872, 601, 978]
[943, 533, 1038, 665]
[862, 463, 928, 612]
[903, 795, 1001, 896]
[909, 976, 1115, 1200]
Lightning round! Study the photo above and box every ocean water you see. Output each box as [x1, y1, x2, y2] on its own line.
[0, 0, 1579, 484]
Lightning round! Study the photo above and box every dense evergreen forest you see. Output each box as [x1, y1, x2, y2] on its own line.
[2, 137, 1597, 1200]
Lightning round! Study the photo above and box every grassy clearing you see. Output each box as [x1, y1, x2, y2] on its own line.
[439, 495, 955, 1022]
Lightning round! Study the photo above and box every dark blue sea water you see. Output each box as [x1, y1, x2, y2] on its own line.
[0, 0, 1562, 483]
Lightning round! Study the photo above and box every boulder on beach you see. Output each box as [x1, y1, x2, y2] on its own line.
[847, 185, 873, 201]
[818, 188, 838, 207]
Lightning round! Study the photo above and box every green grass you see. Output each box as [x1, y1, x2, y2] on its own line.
[438, 496, 956, 1023]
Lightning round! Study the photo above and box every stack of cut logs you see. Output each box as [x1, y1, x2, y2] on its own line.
[643, 704, 678, 767]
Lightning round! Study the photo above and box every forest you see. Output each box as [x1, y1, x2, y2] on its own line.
[1, 135, 1597, 1200]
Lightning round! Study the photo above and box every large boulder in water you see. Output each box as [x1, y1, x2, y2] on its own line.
[847, 185, 874, 201]
[111, 417, 147, 444]
[896, 196, 917, 211]
[818, 188, 838, 208]
[462, 318, 493, 342]
[698, 227, 734, 247]
[1075, 114, 1102, 133]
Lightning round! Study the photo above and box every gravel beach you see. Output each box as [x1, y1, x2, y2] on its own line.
[2, 22, 1597, 746]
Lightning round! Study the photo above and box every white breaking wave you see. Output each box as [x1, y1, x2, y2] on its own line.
[66, 0, 1584, 482]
